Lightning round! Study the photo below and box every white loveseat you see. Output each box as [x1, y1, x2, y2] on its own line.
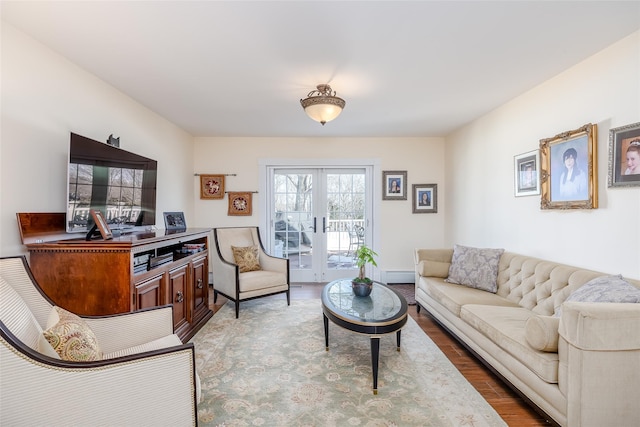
[0, 256, 200, 426]
[414, 247, 640, 427]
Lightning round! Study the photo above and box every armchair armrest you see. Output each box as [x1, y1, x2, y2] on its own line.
[260, 251, 289, 272]
[84, 305, 175, 353]
[1, 327, 198, 427]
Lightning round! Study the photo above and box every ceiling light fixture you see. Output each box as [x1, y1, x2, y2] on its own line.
[300, 84, 346, 125]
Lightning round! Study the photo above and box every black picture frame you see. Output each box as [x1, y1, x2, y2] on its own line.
[163, 211, 187, 230]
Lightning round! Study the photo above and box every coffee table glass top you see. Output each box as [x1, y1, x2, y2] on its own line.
[321, 279, 406, 325]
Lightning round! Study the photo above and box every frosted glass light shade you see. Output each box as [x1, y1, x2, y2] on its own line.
[303, 103, 343, 124]
[300, 84, 346, 125]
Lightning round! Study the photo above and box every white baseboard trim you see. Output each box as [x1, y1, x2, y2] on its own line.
[380, 270, 414, 284]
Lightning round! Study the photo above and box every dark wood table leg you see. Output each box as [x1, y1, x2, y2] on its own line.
[396, 329, 402, 351]
[323, 313, 329, 351]
[371, 336, 380, 395]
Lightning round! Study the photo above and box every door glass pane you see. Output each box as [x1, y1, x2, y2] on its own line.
[326, 172, 365, 270]
[273, 172, 313, 270]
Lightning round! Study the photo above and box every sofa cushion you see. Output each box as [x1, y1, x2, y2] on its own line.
[555, 275, 640, 317]
[525, 315, 560, 352]
[419, 277, 519, 317]
[446, 245, 505, 293]
[232, 245, 262, 273]
[418, 260, 450, 278]
[44, 306, 102, 361]
[461, 304, 559, 384]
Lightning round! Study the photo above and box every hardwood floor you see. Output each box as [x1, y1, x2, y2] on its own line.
[209, 283, 551, 426]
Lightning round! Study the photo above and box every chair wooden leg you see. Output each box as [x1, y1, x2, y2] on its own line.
[286, 289, 291, 306]
[213, 290, 218, 303]
[235, 300, 240, 319]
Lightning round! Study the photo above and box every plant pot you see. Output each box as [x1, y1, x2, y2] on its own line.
[352, 280, 373, 297]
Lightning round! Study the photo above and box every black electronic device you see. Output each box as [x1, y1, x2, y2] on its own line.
[66, 133, 157, 233]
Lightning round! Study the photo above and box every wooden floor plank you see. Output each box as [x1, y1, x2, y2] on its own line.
[208, 283, 551, 426]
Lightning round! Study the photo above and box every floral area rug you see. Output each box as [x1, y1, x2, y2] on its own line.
[190, 299, 506, 427]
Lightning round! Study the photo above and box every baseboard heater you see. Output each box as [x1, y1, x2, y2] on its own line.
[380, 270, 414, 284]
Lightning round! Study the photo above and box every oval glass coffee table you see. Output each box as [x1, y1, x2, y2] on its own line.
[321, 278, 408, 394]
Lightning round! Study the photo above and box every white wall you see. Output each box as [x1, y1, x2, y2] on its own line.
[193, 137, 446, 273]
[0, 23, 195, 256]
[445, 31, 640, 278]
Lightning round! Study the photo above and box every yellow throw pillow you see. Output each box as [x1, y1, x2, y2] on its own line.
[43, 306, 102, 361]
[231, 245, 262, 273]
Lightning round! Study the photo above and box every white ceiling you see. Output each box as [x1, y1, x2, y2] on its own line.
[2, 1, 639, 138]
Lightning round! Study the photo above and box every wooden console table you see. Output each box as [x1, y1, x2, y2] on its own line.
[18, 213, 213, 342]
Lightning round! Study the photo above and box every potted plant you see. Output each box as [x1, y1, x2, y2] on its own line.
[352, 245, 378, 297]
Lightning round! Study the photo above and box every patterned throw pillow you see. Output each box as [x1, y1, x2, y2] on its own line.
[43, 306, 102, 361]
[555, 275, 640, 317]
[231, 245, 262, 273]
[445, 244, 504, 293]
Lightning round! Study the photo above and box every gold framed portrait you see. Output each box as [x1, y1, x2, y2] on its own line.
[539, 123, 597, 210]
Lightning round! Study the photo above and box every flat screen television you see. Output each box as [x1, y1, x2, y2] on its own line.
[66, 132, 157, 233]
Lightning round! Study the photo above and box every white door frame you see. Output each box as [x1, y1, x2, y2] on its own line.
[258, 158, 382, 282]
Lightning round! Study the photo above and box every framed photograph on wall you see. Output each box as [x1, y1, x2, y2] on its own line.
[163, 211, 187, 230]
[228, 192, 253, 216]
[514, 150, 540, 197]
[608, 121, 640, 188]
[412, 184, 438, 213]
[382, 170, 407, 200]
[200, 174, 225, 199]
[89, 209, 113, 240]
[540, 123, 597, 210]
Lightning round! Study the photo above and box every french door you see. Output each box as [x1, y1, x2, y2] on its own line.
[264, 166, 373, 282]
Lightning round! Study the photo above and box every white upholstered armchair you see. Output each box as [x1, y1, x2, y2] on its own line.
[0, 256, 199, 427]
[212, 226, 290, 318]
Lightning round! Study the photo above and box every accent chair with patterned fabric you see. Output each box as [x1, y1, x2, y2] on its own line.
[212, 226, 290, 318]
[0, 256, 200, 427]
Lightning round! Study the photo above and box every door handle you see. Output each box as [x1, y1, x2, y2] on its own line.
[323, 217, 329, 233]
[312, 217, 317, 233]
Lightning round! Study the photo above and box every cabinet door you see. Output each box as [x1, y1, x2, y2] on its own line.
[191, 256, 209, 321]
[168, 265, 189, 332]
[135, 274, 164, 310]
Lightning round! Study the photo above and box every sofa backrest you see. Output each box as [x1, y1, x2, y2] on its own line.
[495, 252, 639, 315]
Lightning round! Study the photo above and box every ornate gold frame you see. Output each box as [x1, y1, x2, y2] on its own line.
[540, 123, 597, 210]
[200, 174, 225, 199]
[228, 192, 252, 216]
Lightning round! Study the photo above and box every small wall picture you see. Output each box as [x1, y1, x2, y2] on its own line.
[412, 184, 438, 213]
[200, 174, 225, 199]
[382, 170, 407, 200]
[540, 123, 597, 209]
[514, 150, 540, 197]
[228, 192, 252, 216]
[163, 211, 187, 230]
[608, 121, 640, 187]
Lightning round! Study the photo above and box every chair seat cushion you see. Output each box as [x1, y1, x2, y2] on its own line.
[239, 270, 287, 293]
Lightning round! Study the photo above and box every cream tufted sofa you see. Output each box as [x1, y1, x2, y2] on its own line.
[414, 249, 640, 427]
